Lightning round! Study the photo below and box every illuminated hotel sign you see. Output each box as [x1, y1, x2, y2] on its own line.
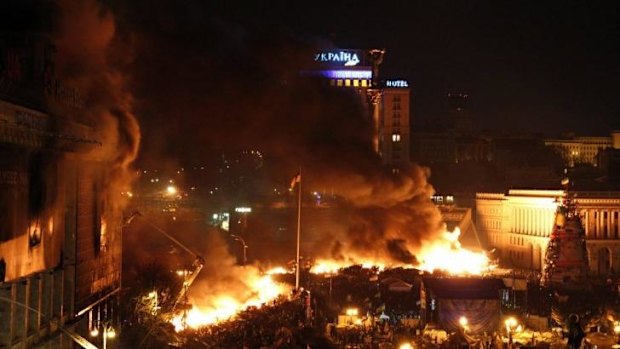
[385, 79, 409, 88]
[314, 50, 363, 67]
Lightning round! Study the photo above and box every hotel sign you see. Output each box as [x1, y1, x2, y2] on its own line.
[385, 79, 409, 88]
[314, 50, 365, 67]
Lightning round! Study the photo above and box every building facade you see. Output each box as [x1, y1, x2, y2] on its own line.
[0, 32, 121, 348]
[544, 133, 620, 167]
[380, 79, 411, 170]
[476, 189, 620, 276]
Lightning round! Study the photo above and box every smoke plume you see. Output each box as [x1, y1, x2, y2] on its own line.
[106, 2, 443, 264]
[53, 0, 140, 212]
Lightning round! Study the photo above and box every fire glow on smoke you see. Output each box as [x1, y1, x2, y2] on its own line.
[170, 227, 492, 331]
[310, 227, 493, 275]
[171, 270, 290, 332]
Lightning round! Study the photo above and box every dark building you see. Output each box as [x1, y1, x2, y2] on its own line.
[0, 9, 121, 348]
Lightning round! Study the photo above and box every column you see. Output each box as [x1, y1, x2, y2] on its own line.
[608, 210, 612, 239]
[595, 210, 599, 238]
[583, 210, 589, 237]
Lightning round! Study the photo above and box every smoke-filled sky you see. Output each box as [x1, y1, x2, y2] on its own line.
[8, 0, 618, 262]
[108, 0, 620, 137]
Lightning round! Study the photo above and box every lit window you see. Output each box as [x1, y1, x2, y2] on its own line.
[345, 79, 351, 87]
[353, 79, 359, 87]
[392, 133, 401, 142]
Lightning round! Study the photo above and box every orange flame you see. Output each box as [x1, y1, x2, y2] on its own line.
[417, 227, 493, 275]
[309, 227, 493, 276]
[310, 259, 387, 274]
[171, 271, 289, 331]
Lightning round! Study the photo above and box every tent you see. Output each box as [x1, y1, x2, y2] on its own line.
[421, 277, 506, 334]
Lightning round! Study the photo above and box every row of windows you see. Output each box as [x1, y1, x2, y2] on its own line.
[328, 79, 371, 87]
[483, 220, 501, 229]
[510, 235, 525, 246]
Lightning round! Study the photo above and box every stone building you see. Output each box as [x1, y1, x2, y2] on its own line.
[476, 189, 620, 276]
[0, 24, 122, 348]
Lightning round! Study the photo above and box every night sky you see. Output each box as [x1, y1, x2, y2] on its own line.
[202, 0, 620, 135]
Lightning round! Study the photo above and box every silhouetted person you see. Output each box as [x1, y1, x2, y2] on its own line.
[567, 313, 585, 349]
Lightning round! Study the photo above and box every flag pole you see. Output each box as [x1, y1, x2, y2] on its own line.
[295, 167, 302, 290]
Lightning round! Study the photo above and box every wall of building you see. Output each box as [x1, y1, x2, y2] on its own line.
[544, 135, 613, 166]
[381, 86, 410, 169]
[0, 99, 121, 348]
[476, 189, 620, 275]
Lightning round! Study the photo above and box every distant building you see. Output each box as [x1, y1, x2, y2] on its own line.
[544, 132, 619, 167]
[447, 92, 473, 133]
[597, 147, 620, 185]
[476, 189, 620, 275]
[411, 132, 457, 164]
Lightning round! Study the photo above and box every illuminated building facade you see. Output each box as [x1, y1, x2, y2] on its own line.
[544, 132, 620, 167]
[0, 32, 121, 347]
[476, 189, 620, 275]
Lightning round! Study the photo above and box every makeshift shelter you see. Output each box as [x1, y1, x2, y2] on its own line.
[420, 277, 506, 334]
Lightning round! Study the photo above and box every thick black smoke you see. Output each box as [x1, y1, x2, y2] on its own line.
[106, 1, 444, 264]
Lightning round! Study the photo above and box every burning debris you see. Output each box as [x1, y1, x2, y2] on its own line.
[309, 227, 494, 276]
[171, 268, 290, 331]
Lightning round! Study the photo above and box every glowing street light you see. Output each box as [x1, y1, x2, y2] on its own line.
[345, 308, 359, 316]
[230, 234, 248, 265]
[89, 328, 99, 337]
[399, 343, 414, 349]
[504, 317, 518, 347]
[166, 185, 178, 195]
[459, 315, 469, 332]
[613, 321, 620, 345]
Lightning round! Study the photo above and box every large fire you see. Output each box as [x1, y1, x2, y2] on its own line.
[417, 227, 493, 275]
[309, 227, 493, 276]
[170, 227, 491, 331]
[171, 270, 290, 331]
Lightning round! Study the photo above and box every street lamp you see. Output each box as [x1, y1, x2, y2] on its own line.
[230, 234, 248, 265]
[459, 316, 469, 333]
[89, 321, 116, 349]
[614, 321, 620, 345]
[504, 317, 518, 348]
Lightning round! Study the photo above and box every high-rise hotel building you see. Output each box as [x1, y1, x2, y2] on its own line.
[381, 79, 411, 170]
[302, 49, 411, 169]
